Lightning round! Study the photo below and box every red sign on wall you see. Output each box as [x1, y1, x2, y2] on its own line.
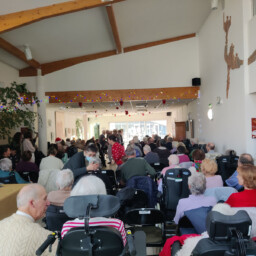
[252, 118, 256, 139]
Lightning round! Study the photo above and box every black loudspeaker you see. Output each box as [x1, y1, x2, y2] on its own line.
[192, 78, 201, 86]
[166, 112, 172, 116]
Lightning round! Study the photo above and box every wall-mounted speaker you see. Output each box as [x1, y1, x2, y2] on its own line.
[192, 78, 201, 86]
[166, 112, 172, 116]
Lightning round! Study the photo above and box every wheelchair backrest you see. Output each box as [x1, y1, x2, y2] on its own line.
[216, 155, 239, 181]
[61, 226, 124, 256]
[46, 204, 71, 231]
[163, 168, 191, 210]
[64, 195, 120, 218]
[124, 208, 165, 226]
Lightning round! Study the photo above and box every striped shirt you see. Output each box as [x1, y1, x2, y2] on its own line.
[61, 217, 127, 246]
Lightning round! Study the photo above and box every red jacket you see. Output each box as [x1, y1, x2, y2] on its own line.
[225, 189, 256, 207]
[112, 142, 125, 165]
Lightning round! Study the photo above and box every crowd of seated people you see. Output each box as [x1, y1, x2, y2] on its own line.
[1, 131, 256, 255]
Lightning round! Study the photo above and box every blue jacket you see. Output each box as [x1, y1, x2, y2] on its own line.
[0, 170, 28, 184]
[126, 176, 158, 208]
[225, 170, 243, 190]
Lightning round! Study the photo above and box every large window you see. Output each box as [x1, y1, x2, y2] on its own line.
[110, 120, 167, 147]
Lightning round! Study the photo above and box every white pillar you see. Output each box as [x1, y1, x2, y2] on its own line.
[36, 69, 47, 155]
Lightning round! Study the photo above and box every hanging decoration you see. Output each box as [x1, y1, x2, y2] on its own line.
[223, 14, 243, 99]
[125, 110, 128, 115]
[162, 99, 166, 104]
[78, 102, 82, 107]
[116, 107, 119, 109]
[120, 100, 124, 106]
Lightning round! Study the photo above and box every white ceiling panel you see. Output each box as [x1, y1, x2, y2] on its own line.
[114, 0, 211, 47]
[1, 7, 115, 63]
[0, 49, 28, 69]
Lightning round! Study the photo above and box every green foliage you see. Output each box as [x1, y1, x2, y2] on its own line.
[0, 82, 40, 140]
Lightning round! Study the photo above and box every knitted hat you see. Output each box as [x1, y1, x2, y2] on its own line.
[55, 137, 62, 143]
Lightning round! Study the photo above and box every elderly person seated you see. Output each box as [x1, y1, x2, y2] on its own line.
[0, 184, 57, 255]
[84, 156, 112, 192]
[0, 158, 27, 184]
[61, 175, 126, 245]
[143, 144, 160, 164]
[177, 145, 190, 163]
[174, 172, 217, 224]
[226, 164, 256, 207]
[158, 154, 180, 193]
[205, 142, 221, 160]
[201, 158, 223, 188]
[40, 145, 64, 171]
[16, 151, 39, 182]
[189, 149, 205, 173]
[153, 139, 171, 166]
[226, 153, 254, 191]
[47, 169, 74, 206]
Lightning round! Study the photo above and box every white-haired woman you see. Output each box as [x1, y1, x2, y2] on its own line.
[47, 169, 74, 206]
[0, 158, 28, 184]
[61, 175, 126, 245]
[174, 172, 217, 224]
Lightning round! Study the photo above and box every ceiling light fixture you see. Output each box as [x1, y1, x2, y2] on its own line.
[24, 45, 32, 60]
[211, 0, 218, 10]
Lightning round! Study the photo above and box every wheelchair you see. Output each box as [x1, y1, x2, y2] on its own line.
[36, 194, 146, 256]
[161, 168, 191, 219]
[171, 210, 256, 256]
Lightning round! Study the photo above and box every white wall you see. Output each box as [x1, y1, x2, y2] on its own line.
[43, 37, 199, 92]
[46, 108, 87, 142]
[188, 0, 256, 156]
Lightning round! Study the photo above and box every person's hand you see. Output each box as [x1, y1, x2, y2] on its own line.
[87, 163, 99, 171]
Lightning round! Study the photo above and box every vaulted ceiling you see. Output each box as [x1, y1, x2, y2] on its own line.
[0, 0, 212, 76]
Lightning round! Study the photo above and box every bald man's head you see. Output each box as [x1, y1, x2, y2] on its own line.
[238, 153, 254, 166]
[17, 184, 49, 220]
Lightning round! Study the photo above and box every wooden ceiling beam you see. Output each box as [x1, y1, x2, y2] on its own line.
[0, 0, 125, 34]
[45, 87, 200, 103]
[124, 33, 196, 53]
[106, 5, 122, 53]
[19, 50, 117, 77]
[0, 37, 40, 68]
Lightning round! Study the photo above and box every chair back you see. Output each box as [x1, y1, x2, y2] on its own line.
[163, 168, 191, 210]
[46, 204, 71, 231]
[216, 154, 239, 181]
[20, 171, 38, 183]
[61, 226, 124, 256]
[124, 208, 165, 226]
[126, 176, 158, 208]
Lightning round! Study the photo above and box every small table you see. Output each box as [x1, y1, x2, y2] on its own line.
[0, 184, 27, 220]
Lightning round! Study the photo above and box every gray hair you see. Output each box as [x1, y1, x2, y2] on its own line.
[188, 172, 206, 195]
[89, 156, 101, 166]
[133, 136, 139, 144]
[125, 146, 136, 156]
[71, 175, 106, 196]
[56, 169, 74, 190]
[143, 145, 151, 153]
[0, 158, 12, 171]
[17, 184, 45, 208]
[239, 153, 254, 165]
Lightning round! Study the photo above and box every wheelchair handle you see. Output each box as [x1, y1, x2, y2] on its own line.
[127, 230, 136, 256]
[36, 232, 57, 256]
